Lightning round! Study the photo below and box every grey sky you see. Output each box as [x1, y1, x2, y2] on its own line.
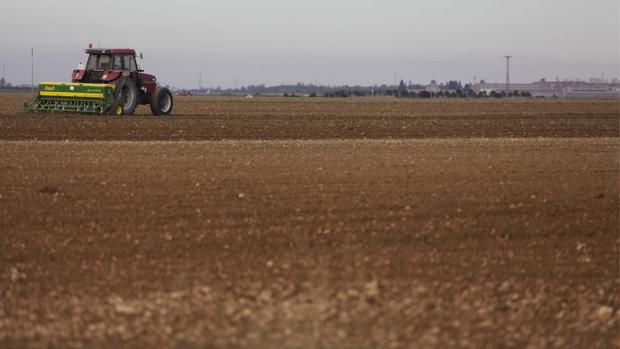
[1, 0, 618, 88]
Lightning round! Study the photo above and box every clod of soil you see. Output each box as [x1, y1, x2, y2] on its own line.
[39, 185, 60, 194]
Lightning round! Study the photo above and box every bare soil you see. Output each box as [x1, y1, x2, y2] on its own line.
[0, 95, 618, 348]
[1, 95, 618, 140]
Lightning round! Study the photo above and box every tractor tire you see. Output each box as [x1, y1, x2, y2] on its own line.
[150, 86, 174, 116]
[115, 80, 139, 115]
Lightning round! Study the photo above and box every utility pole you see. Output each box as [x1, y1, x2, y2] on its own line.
[31, 48, 35, 96]
[393, 71, 398, 87]
[504, 56, 512, 92]
[199, 70, 203, 90]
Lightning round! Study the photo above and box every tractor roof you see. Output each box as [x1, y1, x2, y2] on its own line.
[85, 48, 136, 55]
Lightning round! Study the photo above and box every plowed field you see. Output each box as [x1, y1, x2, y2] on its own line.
[1, 95, 618, 140]
[1, 95, 619, 348]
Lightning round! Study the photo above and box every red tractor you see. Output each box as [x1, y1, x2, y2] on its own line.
[70, 48, 173, 115]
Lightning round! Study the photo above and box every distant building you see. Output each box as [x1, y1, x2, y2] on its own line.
[473, 79, 620, 99]
[426, 80, 441, 93]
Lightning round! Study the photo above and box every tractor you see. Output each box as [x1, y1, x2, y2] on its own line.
[25, 47, 173, 116]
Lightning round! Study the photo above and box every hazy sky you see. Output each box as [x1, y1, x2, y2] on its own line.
[1, 0, 618, 88]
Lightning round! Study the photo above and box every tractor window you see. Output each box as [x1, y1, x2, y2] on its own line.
[112, 55, 123, 70]
[86, 55, 112, 71]
[123, 55, 138, 72]
[98, 56, 111, 70]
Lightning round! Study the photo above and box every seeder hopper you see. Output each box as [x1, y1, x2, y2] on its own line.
[27, 82, 119, 114]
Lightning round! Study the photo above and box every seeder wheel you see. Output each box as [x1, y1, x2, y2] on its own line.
[113, 105, 123, 115]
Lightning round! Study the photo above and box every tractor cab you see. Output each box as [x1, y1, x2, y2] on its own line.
[73, 48, 141, 84]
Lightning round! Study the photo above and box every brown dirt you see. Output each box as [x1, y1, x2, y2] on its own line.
[1, 94, 618, 140]
[0, 95, 619, 348]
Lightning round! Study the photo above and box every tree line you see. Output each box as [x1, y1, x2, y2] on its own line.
[283, 89, 533, 98]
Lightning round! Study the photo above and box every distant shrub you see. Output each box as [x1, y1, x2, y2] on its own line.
[417, 91, 431, 98]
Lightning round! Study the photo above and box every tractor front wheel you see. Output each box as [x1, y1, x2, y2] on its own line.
[150, 86, 174, 116]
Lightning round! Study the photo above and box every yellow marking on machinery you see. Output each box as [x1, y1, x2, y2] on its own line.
[40, 82, 116, 88]
[40, 91, 105, 98]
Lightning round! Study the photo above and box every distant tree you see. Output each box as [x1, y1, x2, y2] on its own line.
[283, 92, 289, 97]
[418, 90, 431, 98]
[446, 80, 462, 90]
[334, 90, 348, 98]
[401, 90, 414, 98]
[309, 92, 317, 98]
[398, 79, 407, 96]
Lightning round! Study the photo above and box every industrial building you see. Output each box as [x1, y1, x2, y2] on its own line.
[472, 79, 620, 99]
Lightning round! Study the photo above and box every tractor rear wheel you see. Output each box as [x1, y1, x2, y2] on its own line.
[115, 80, 139, 115]
[150, 86, 174, 116]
